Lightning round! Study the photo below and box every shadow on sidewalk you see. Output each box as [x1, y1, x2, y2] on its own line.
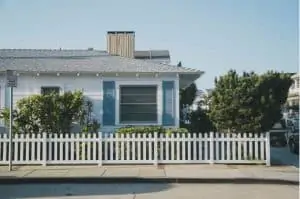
[0, 182, 172, 198]
[0, 177, 298, 198]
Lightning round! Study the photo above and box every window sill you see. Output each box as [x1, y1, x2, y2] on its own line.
[118, 122, 159, 126]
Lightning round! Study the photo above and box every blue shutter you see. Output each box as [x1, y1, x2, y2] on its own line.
[162, 81, 175, 126]
[103, 81, 116, 126]
[5, 87, 10, 108]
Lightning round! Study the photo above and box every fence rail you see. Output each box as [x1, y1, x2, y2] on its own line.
[0, 132, 271, 166]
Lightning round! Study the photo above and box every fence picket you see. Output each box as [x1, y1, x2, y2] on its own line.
[187, 133, 191, 161]
[237, 133, 242, 160]
[104, 134, 108, 161]
[159, 133, 164, 161]
[193, 133, 197, 161]
[98, 132, 103, 166]
[65, 134, 69, 161]
[20, 134, 24, 162]
[198, 133, 202, 161]
[226, 133, 230, 160]
[25, 134, 30, 162]
[182, 133, 186, 161]
[76, 134, 80, 161]
[204, 133, 208, 161]
[132, 133, 136, 161]
[59, 133, 64, 161]
[14, 134, 19, 162]
[149, 133, 153, 161]
[243, 134, 247, 160]
[221, 133, 225, 160]
[166, 134, 169, 161]
[214, 133, 218, 161]
[142, 134, 147, 161]
[254, 133, 259, 160]
[209, 132, 214, 163]
[171, 133, 175, 161]
[70, 134, 75, 161]
[260, 133, 265, 160]
[137, 133, 141, 161]
[249, 133, 253, 160]
[37, 133, 41, 161]
[93, 133, 97, 161]
[232, 133, 236, 160]
[120, 134, 124, 161]
[115, 133, 119, 160]
[126, 134, 130, 161]
[87, 133, 91, 161]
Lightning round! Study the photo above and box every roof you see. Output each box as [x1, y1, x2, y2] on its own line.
[134, 50, 170, 59]
[0, 49, 200, 75]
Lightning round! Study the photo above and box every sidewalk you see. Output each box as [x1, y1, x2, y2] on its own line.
[0, 165, 299, 185]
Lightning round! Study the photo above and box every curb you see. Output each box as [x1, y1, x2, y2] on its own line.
[0, 177, 298, 185]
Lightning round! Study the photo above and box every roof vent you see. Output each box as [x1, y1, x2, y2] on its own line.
[88, 47, 94, 51]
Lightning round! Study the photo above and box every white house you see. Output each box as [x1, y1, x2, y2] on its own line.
[287, 72, 299, 107]
[0, 46, 203, 133]
[191, 89, 213, 111]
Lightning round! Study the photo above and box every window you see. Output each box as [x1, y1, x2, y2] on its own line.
[119, 85, 157, 123]
[41, 86, 60, 95]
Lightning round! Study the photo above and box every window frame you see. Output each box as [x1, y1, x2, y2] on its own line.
[41, 86, 61, 95]
[119, 85, 158, 124]
[115, 81, 162, 126]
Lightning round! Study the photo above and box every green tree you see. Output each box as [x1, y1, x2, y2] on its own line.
[190, 99, 216, 133]
[178, 61, 197, 127]
[208, 70, 293, 133]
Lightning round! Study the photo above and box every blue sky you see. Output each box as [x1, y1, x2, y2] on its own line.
[0, 0, 298, 89]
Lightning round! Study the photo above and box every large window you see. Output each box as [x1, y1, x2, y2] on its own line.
[119, 85, 157, 123]
[41, 86, 60, 95]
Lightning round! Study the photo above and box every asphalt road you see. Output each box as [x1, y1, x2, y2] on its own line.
[0, 183, 298, 199]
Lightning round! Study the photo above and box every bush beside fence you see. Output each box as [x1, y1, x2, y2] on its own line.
[0, 132, 270, 166]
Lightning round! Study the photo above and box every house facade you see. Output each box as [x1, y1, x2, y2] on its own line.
[287, 72, 299, 107]
[0, 33, 203, 133]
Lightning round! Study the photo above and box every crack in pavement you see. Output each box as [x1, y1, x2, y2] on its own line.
[22, 169, 36, 177]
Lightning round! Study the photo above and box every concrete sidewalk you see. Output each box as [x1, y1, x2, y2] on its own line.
[0, 165, 299, 185]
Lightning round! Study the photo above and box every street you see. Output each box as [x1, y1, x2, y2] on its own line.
[0, 183, 298, 199]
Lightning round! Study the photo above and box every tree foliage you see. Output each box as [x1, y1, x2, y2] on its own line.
[178, 61, 198, 127]
[208, 70, 293, 133]
[0, 91, 100, 134]
[190, 100, 216, 133]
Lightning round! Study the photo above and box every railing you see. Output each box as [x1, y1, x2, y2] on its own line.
[0, 132, 271, 166]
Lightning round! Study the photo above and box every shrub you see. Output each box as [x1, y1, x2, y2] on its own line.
[114, 126, 188, 160]
[0, 90, 100, 134]
[115, 125, 188, 135]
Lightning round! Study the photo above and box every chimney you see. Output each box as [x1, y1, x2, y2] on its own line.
[107, 31, 135, 58]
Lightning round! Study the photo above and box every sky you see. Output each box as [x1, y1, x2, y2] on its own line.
[0, 0, 298, 89]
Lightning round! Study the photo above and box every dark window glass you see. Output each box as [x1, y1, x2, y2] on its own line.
[120, 85, 157, 123]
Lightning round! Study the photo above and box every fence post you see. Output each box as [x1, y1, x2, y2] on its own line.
[98, 132, 103, 166]
[209, 132, 214, 164]
[265, 132, 271, 166]
[42, 132, 47, 166]
[153, 132, 158, 166]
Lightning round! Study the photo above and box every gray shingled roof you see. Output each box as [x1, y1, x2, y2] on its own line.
[0, 49, 201, 75]
[0, 49, 107, 58]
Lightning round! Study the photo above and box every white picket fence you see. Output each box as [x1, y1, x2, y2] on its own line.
[0, 132, 271, 166]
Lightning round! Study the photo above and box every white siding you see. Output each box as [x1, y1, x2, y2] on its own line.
[0, 74, 180, 132]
